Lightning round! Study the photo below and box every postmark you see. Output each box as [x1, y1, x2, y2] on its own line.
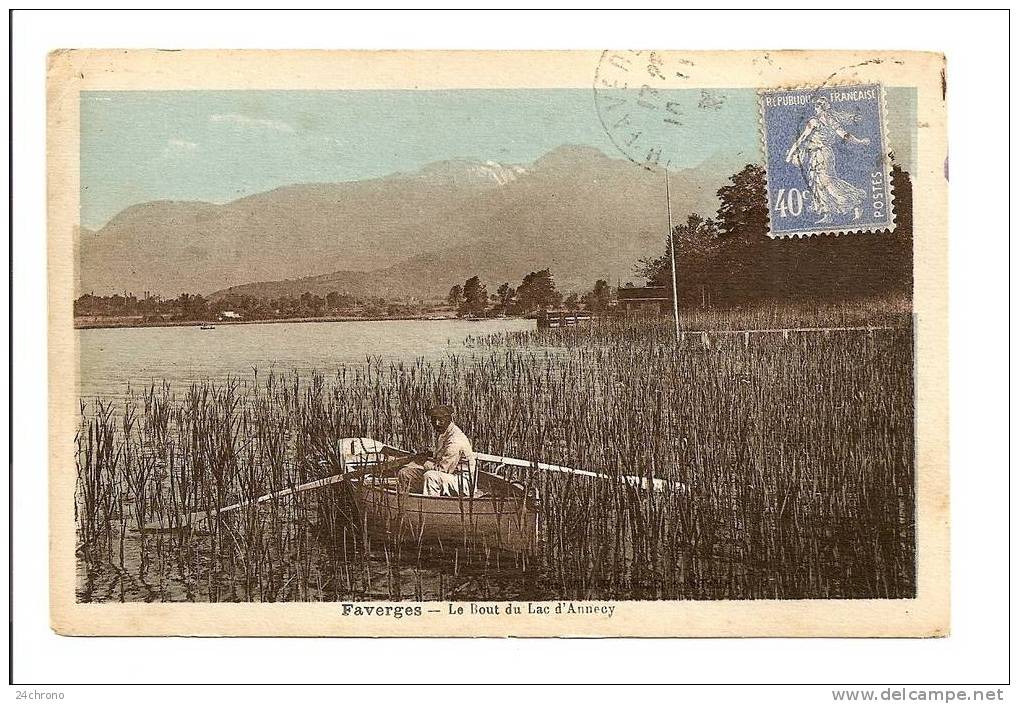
[758, 83, 894, 237]
[593, 49, 697, 170]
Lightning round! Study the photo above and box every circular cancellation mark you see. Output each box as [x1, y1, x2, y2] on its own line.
[593, 50, 702, 171]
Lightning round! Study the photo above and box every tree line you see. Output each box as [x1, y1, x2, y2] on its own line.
[73, 290, 408, 322]
[445, 270, 613, 318]
[635, 163, 913, 307]
[72, 274, 612, 323]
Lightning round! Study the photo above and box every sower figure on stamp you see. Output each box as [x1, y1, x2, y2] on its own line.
[785, 96, 871, 223]
[397, 405, 477, 497]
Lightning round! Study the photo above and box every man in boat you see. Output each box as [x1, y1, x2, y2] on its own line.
[396, 405, 477, 497]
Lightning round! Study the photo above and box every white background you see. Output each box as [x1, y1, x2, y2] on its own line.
[6, 7, 1013, 699]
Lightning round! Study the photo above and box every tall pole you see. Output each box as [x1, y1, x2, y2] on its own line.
[666, 170, 680, 342]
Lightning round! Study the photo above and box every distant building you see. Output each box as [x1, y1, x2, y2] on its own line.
[220, 310, 243, 320]
[616, 286, 673, 315]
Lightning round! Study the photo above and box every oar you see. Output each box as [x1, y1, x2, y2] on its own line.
[475, 452, 683, 493]
[141, 454, 420, 533]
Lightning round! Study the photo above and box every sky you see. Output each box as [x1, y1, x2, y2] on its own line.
[79, 88, 914, 230]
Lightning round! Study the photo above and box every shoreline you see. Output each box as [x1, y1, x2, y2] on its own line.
[73, 313, 528, 331]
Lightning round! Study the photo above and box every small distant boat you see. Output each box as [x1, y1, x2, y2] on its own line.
[199, 324, 216, 330]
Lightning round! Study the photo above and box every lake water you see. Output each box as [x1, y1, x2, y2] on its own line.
[78, 318, 534, 399]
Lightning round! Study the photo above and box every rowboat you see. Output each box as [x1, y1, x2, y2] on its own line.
[143, 436, 678, 555]
[336, 438, 539, 555]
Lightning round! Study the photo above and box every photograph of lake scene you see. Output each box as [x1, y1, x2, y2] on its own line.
[73, 77, 919, 605]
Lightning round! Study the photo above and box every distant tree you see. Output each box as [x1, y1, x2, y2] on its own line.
[175, 292, 209, 321]
[889, 164, 913, 240]
[515, 268, 561, 312]
[447, 284, 464, 309]
[326, 291, 342, 309]
[715, 164, 768, 241]
[387, 302, 418, 318]
[581, 279, 612, 313]
[361, 302, 386, 318]
[563, 292, 579, 310]
[460, 276, 488, 317]
[278, 295, 300, 317]
[490, 282, 516, 316]
[300, 291, 326, 317]
[635, 214, 720, 287]
[496, 282, 515, 308]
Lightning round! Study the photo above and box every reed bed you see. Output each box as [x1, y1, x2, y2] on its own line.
[75, 314, 915, 602]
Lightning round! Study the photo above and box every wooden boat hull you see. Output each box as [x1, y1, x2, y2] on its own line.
[358, 471, 538, 554]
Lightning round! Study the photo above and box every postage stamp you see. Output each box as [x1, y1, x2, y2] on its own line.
[46, 50, 947, 638]
[759, 83, 894, 237]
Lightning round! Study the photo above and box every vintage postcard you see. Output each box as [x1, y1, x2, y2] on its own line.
[47, 49, 948, 637]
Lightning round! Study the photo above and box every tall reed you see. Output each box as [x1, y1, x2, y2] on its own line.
[75, 313, 915, 602]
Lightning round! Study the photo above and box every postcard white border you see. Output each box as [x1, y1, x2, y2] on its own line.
[46, 49, 948, 639]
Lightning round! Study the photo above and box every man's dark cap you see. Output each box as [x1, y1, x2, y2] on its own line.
[426, 404, 454, 420]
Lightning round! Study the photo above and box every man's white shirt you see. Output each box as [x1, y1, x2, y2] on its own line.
[424, 422, 476, 478]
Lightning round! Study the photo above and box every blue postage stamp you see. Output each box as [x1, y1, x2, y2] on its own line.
[759, 83, 893, 237]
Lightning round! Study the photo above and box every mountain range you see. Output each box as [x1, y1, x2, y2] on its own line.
[76, 145, 751, 300]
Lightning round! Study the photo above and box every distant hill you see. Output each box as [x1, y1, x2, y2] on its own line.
[78, 145, 750, 299]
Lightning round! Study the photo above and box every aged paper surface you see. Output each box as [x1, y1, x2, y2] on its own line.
[48, 49, 948, 636]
